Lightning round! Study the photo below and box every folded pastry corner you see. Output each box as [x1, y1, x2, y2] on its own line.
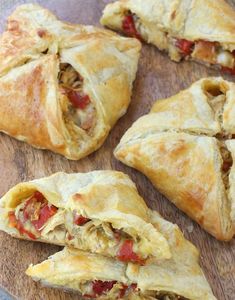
[0, 4, 141, 160]
[115, 77, 235, 241]
[0, 171, 171, 264]
[25, 210, 216, 299]
[26, 248, 130, 298]
[126, 209, 217, 300]
[101, 0, 235, 74]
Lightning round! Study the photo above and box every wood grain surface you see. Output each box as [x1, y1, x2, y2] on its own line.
[0, 0, 235, 299]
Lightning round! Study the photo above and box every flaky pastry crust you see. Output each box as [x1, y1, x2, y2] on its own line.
[0, 4, 141, 159]
[115, 77, 235, 241]
[0, 171, 170, 261]
[26, 211, 216, 299]
[101, 0, 235, 70]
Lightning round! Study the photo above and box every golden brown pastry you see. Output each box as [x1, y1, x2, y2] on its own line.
[115, 77, 235, 241]
[0, 4, 141, 160]
[101, 0, 235, 74]
[26, 211, 216, 299]
[0, 171, 171, 263]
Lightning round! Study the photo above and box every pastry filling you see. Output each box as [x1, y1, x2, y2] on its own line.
[8, 191, 57, 240]
[122, 13, 143, 41]
[7, 191, 156, 264]
[66, 212, 146, 264]
[204, 82, 226, 125]
[201, 83, 233, 188]
[81, 281, 138, 299]
[175, 39, 235, 73]
[78, 280, 188, 299]
[122, 12, 235, 73]
[58, 63, 96, 133]
[219, 141, 233, 190]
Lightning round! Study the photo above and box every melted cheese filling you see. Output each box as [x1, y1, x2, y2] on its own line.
[202, 83, 233, 190]
[58, 63, 96, 135]
[219, 141, 233, 190]
[77, 281, 188, 300]
[205, 86, 226, 125]
[11, 196, 155, 261]
[126, 12, 235, 69]
[57, 210, 151, 260]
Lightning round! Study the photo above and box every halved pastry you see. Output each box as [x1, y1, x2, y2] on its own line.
[26, 211, 216, 299]
[0, 171, 171, 264]
[0, 4, 141, 160]
[101, 0, 235, 74]
[115, 77, 235, 241]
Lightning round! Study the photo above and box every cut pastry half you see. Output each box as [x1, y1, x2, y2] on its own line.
[0, 171, 170, 264]
[101, 0, 235, 74]
[26, 211, 216, 299]
[115, 77, 235, 241]
[0, 4, 141, 160]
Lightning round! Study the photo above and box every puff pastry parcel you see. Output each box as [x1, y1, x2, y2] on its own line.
[0, 4, 141, 160]
[26, 211, 216, 299]
[0, 171, 172, 263]
[101, 0, 235, 74]
[115, 77, 235, 241]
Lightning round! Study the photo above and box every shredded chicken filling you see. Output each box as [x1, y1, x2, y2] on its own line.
[219, 141, 233, 190]
[8, 191, 58, 240]
[63, 210, 147, 263]
[58, 63, 96, 134]
[205, 85, 226, 126]
[168, 37, 235, 71]
[202, 84, 233, 190]
[8, 192, 152, 264]
[170, 38, 235, 72]
[77, 280, 188, 299]
[122, 12, 235, 72]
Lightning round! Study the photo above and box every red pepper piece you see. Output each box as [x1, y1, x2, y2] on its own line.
[92, 280, 117, 296]
[176, 39, 194, 56]
[84, 282, 138, 299]
[32, 204, 57, 231]
[130, 283, 138, 291]
[33, 191, 45, 202]
[17, 221, 37, 240]
[8, 211, 36, 240]
[119, 283, 138, 298]
[119, 284, 128, 298]
[67, 234, 74, 241]
[222, 161, 232, 172]
[74, 214, 90, 226]
[117, 240, 144, 264]
[122, 15, 142, 40]
[67, 90, 90, 109]
[221, 66, 235, 75]
[114, 231, 121, 241]
[8, 211, 18, 228]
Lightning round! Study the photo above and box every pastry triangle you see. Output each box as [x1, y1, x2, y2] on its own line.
[26, 210, 216, 299]
[0, 171, 170, 263]
[115, 77, 235, 240]
[101, 0, 235, 74]
[0, 4, 141, 159]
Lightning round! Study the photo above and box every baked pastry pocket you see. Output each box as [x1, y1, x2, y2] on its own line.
[25, 211, 216, 299]
[0, 4, 141, 160]
[115, 77, 235, 240]
[101, 0, 235, 74]
[0, 171, 170, 263]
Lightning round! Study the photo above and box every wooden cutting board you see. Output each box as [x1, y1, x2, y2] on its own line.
[0, 0, 235, 299]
